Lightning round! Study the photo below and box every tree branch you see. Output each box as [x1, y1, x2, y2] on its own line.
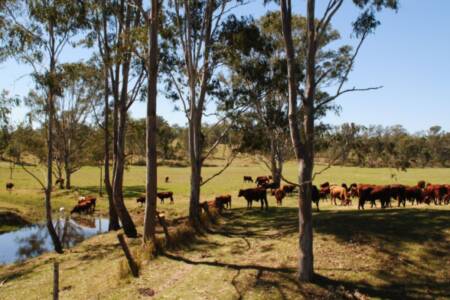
[200, 152, 237, 186]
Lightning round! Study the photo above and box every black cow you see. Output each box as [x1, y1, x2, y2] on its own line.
[238, 188, 268, 210]
[243, 176, 253, 183]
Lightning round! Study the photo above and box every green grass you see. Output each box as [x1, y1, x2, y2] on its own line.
[0, 159, 449, 299]
[1, 159, 449, 221]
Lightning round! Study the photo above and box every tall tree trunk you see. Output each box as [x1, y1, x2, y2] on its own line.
[46, 19, 63, 253]
[143, 0, 159, 243]
[113, 104, 137, 237]
[99, 165, 103, 197]
[64, 153, 71, 189]
[188, 108, 202, 228]
[270, 138, 282, 185]
[101, 0, 120, 231]
[104, 87, 119, 230]
[280, 0, 314, 281]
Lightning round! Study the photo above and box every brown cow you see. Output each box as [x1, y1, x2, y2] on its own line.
[255, 176, 270, 186]
[358, 185, 390, 210]
[165, 176, 170, 183]
[238, 188, 268, 209]
[215, 195, 232, 209]
[405, 185, 424, 205]
[330, 185, 348, 206]
[319, 182, 331, 200]
[281, 184, 296, 195]
[78, 196, 96, 210]
[417, 180, 426, 189]
[71, 201, 92, 214]
[389, 184, 406, 207]
[424, 184, 447, 205]
[272, 188, 285, 206]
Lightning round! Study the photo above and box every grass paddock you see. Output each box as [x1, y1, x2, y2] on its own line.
[0, 160, 449, 299]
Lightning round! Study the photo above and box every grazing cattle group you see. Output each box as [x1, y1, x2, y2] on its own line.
[240, 175, 299, 210]
[136, 191, 175, 205]
[315, 181, 450, 210]
[239, 175, 450, 211]
[63, 174, 450, 218]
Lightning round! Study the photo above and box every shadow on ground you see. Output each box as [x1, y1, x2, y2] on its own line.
[165, 207, 450, 299]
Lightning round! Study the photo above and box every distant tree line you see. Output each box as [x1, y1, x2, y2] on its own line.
[316, 124, 450, 169]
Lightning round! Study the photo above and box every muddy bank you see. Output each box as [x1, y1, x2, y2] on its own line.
[0, 211, 31, 234]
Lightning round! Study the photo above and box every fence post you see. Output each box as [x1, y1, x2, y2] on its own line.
[53, 261, 59, 300]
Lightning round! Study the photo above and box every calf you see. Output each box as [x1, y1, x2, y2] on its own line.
[165, 176, 170, 183]
[5, 182, 14, 191]
[238, 188, 268, 210]
[157, 191, 174, 204]
[272, 188, 285, 206]
[243, 176, 253, 183]
[215, 194, 232, 209]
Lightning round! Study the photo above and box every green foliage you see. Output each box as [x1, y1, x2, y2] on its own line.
[318, 123, 450, 169]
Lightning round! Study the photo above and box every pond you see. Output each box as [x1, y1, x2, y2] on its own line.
[0, 216, 109, 265]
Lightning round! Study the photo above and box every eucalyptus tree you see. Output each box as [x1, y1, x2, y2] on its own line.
[1, 0, 89, 253]
[88, 0, 148, 237]
[53, 63, 102, 189]
[279, 0, 398, 281]
[222, 12, 346, 184]
[162, 0, 246, 227]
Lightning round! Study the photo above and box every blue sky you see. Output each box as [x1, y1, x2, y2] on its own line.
[2, 0, 449, 133]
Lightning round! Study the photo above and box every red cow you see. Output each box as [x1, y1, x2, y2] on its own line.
[389, 184, 406, 207]
[272, 188, 285, 206]
[215, 195, 232, 209]
[281, 184, 296, 195]
[358, 185, 390, 210]
[405, 186, 424, 205]
[255, 176, 270, 187]
[424, 184, 447, 205]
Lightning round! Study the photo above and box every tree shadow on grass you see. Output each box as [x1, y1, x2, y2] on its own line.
[208, 207, 450, 299]
[75, 185, 168, 198]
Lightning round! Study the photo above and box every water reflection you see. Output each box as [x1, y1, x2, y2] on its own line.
[0, 216, 109, 265]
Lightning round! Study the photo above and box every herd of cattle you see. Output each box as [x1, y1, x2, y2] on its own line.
[237, 176, 450, 211]
[6, 174, 448, 216]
